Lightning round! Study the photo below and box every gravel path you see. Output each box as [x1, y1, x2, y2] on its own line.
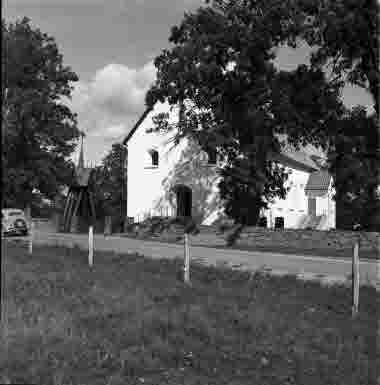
[17, 230, 379, 288]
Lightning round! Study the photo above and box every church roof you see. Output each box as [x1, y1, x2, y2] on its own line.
[122, 106, 153, 145]
[74, 168, 93, 187]
[78, 133, 85, 169]
[72, 133, 93, 187]
[279, 148, 321, 172]
[305, 170, 331, 196]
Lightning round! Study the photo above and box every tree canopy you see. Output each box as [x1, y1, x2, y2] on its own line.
[145, 0, 345, 225]
[2, 17, 80, 209]
[328, 108, 379, 230]
[293, 0, 380, 230]
[296, 0, 379, 115]
[92, 143, 127, 229]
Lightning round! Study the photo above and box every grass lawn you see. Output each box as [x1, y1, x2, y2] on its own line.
[1, 243, 379, 385]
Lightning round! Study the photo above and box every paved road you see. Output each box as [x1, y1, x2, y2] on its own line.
[8, 230, 380, 287]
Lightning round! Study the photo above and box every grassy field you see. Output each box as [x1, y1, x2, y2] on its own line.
[1, 243, 379, 385]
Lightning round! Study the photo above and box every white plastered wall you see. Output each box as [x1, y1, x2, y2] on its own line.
[127, 102, 222, 224]
[127, 103, 333, 228]
[127, 103, 186, 221]
[263, 167, 310, 228]
[315, 180, 336, 229]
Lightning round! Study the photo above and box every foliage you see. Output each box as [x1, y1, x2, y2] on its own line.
[328, 108, 380, 230]
[296, 0, 379, 115]
[219, 154, 289, 225]
[29, 190, 53, 218]
[225, 223, 244, 246]
[145, 1, 343, 225]
[212, 0, 379, 112]
[173, 215, 200, 234]
[126, 216, 200, 238]
[92, 143, 127, 222]
[292, 0, 380, 230]
[2, 17, 80, 209]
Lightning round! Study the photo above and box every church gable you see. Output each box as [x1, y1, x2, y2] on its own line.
[124, 103, 334, 229]
[124, 103, 327, 174]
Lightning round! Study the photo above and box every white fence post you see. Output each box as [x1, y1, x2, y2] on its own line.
[89, 226, 94, 267]
[184, 233, 190, 284]
[29, 221, 34, 255]
[104, 216, 112, 236]
[352, 241, 360, 317]
[377, 236, 380, 292]
[376, 236, 380, 347]
[1, 225, 6, 328]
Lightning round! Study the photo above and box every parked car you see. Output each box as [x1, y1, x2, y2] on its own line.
[1, 208, 29, 236]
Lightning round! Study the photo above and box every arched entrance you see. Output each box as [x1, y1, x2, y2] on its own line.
[173, 184, 192, 218]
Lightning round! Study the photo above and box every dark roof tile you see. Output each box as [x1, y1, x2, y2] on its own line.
[75, 168, 93, 187]
[305, 170, 331, 194]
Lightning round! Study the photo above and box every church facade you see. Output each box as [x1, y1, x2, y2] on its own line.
[123, 103, 335, 230]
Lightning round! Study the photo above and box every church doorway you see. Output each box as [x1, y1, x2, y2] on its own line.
[174, 184, 192, 218]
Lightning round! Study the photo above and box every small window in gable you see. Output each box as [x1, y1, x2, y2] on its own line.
[148, 149, 159, 167]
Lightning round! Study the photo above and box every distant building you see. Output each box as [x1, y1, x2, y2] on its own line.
[122, 103, 335, 229]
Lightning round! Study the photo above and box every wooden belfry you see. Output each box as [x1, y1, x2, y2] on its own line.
[62, 134, 96, 233]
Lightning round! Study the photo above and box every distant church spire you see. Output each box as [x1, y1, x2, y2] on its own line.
[78, 133, 85, 169]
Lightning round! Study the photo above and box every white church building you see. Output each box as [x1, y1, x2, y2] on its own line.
[123, 103, 336, 230]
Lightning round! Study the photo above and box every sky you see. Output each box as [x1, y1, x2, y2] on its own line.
[4, 0, 374, 165]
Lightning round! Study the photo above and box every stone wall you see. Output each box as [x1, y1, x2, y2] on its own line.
[123, 219, 378, 254]
[130, 221, 379, 258]
[31, 218, 57, 233]
[35, 213, 379, 257]
[235, 227, 379, 254]
[123, 217, 192, 242]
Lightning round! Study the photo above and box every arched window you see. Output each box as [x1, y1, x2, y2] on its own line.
[206, 148, 217, 165]
[173, 184, 192, 218]
[148, 149, 159, 167]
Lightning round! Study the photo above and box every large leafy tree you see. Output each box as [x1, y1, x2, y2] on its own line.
[2, 17, 80, 209]
[297, 0, 379, 115]
[92, 144, 126, 228]
[295, 0, 380, 230]
[328, 108, 379, 230]
[145, 1, 343, 224]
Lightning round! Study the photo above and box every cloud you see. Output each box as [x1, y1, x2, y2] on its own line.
[7, 0, 119, 6]
[8, 0, 201, 6]
[68, 61, 156, 141]
[91, 62, 155, 116]
[92, 123, 126, 138]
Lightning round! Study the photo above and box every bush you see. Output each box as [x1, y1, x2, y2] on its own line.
[123, 216, 200, 237]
